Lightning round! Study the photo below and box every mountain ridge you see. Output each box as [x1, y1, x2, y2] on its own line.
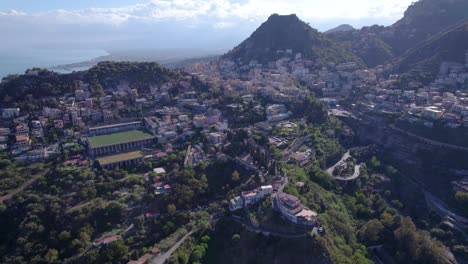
[223, 14, 364, 68]
[324, 24, 355, 34]
[327, 0, 468, 67]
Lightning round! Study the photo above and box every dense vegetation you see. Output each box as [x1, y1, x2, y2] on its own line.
[281, 150, 453, 264]
[0, 61, 193, 110]
[327, 30, 394, 67]
[84, 61, 184, 96]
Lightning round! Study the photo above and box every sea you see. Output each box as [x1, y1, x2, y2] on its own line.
[0, 48, 109, 79]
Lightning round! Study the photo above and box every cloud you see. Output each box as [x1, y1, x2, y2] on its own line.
[213, 21, 235, 28]
[0, 0, 414, 49]
[0, 0, 415, 26]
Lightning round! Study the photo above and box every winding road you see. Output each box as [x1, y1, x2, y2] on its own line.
[326, 151, 351, 175]
[326, 151, 362, 181]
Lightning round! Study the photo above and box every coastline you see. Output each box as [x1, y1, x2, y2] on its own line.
[0, 48, 109, 78]
[49, 49, 224, 73]
[1, 48, 225, 78]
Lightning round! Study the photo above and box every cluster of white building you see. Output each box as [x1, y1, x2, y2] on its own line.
[266, 104, 291, 122]
[229, 185, 274, 211]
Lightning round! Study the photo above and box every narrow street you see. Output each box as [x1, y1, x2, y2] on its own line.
[0, 168, 50, 203]
[151, 230, 195, 264]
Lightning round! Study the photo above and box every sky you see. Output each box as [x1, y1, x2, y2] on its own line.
[0, 0, 416, 51]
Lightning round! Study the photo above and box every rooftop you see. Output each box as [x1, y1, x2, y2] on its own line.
[87, 130, 154, 148]
[278, 192, 301, 209]
[153, 167, 166, 175]
[89, 121, 141, 131]
[96, 151, 144, 166]
[97, 235, 121, 245]
[296, 208, 317, 219]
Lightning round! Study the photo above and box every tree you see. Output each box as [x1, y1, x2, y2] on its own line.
[359, 219, 384, 243]
[454, 191, 468, 205]
[369, 156, 381, 169]
[191, 246, 204, 261]
[59, 231, 71, 241]
[105, 240, 128, 261]
[134, 215, 145, 230]
[44, 248, 59, 263]
[231, 170, 240, 182]
[351, 252, 369, 264]
[167, 204, 176, 216]
[385, 165, 398, 175]
[394, 217, 450, 264]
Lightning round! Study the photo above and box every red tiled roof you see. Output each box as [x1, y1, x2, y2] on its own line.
[153, 176, 161, 183]
[278, 193, 301, 208]
[151, 247, 161, 254]
[138, 253, 151, 263]
[155, 152, 167, 158]
[145, 212, 160, 218]
[98, 235, 121, 244]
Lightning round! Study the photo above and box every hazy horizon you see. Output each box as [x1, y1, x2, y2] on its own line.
[0, 0, 415, 51]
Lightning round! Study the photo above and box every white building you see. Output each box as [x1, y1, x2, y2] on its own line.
[153, 167, 166, 175]
[229, 185, 273, 211]
[422, 107, 443, 120]
[2, 108, 20, 119]
[266, 104, 290, 122]
[229, 196, 244, 211]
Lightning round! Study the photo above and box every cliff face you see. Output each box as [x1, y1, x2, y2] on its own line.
[387, 0, 468, 55]
[340, 115, 468, 198]
[328, 0, 468, 68]
[350, 119, 468, 168]
[396, 20, 468, 75]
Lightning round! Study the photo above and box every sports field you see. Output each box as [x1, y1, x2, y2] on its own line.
[87, 130, 154, 148]
[96, 151, 144, 166]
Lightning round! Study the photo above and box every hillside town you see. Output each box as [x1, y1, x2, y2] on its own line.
[1, 3, 468, 263]
[187, 48, 468, 129]
[0, 44, 468, 261]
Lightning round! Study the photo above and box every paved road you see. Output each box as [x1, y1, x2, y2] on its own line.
[326, 151, 351, 175]
[0, 168, 50, 203]
[334, 164, 362, 181]
[151, 230, 195, 264]
[389, 124, 468, 153]
[424, 191, 468, 231]
[325, 151, 362, 181]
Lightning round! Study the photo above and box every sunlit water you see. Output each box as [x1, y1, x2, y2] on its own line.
[0, 48, 108, 78]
